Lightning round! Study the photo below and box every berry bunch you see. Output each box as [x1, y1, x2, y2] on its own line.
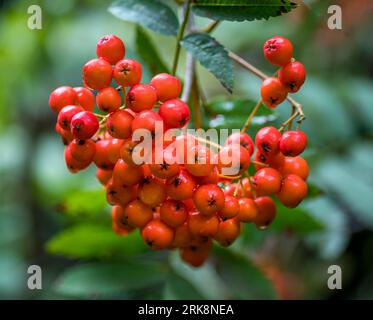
[49, 35, 309, 268]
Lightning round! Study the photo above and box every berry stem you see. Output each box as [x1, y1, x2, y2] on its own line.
[279, 110, 300, 132]
[252, 160, 269, 168]
[218, 173, 242, 180]
[202, 20, 221, 34]
[233, 181, 241, 197]
[191, 73, 202, 129]
[194, 136, 223, 150]
[241, 98, 262, 133]
[172, 0, 192, 75]
[228, 51, 306, 123]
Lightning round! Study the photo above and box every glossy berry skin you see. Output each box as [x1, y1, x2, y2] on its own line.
[94, 139, 116, 169]
[141, 219, 174, 250]
[160, 199, 188, 228]
[185, 145, 214, 177]
[225, 132, 254, 156]
[120, 139, 139, 166]
[254, 150, 285, 170]
[69, 139, 96, 164]
[278, 61, 306, 93]
[57, 105, 83, 130]
[82, 58, 113, 90]
[49, 86, 77, 113]
[112, 159, 143, 187]
[214, 218, 240, 247]
[254, 197, 276, 229]
[106, 109, 134, 139]
[64, 145, 90, 173]
[71, 111, 99, 140]
[106, 179, 137, 207]
[107, 138, 123, 164]
[219, 195, 239, 220]
[255, 126, 281, 156]
[55, 123, 74, 145]
[279, 156, 309, 181]
[149, 150, 180, 179]
[96, 87, 122, 113]
[263, 36, 293, 66]
[237, 198, 259, 223]
[131, 110, 163, 137]
[194, 167, 219, 185]
[277, 174, 308, 208]
[159, 99, 190, 129]
[260, 77, 288, 108]
[166, 170, 196, 201]
[172, 222, 193, 248]
[180, 244, 210, 267]
[126, 84, 157, 112]
[188, 211, 219, 238]
[150, 73, 182, 102]
[73, 87, 94, 112]
[279, 130, 307, 157]
[124, 200, 153, 228]
[114, 59, 142, 87]
[96, 34, 125, 65]
[96, 168, 112, 185]
[138, 177, 166, 208]
[193, 184, 225, 216]
[217, 145, 251, 176]
[111, 205, 133, 236]
[252, 167, 282, 196]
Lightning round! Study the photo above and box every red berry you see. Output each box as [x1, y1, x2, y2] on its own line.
[141, 219, 174, 250]
[73, 87, 94, 112]
[237, 198, 259, 223]
[138, 177, 166, 208]
[194, 167, 219, 185]
[96, 168, 112, 185]
[225, 132, 254, 156]
[254, 149, 285, 170]
[255, 126, 281, 156]
[150, 73, 182, 102]
[180, 244, 210, 267]
[107, 138, 123, 164]
[260, 77, 288, 108]
[96, 34, 125, 65]
[252, 167, 282, 196]
[64, 144, 89, 173]
[106, 178, 137, 207]
[82, 58, 113, 90]
[278, 61, 306, 93]
[120, 139, 140, 166]
[69, 139, 96, 164]
[185, 145, 214, 177]
[111, 205, 134, 235]
[106, 109, 134, 139]
[188, 211, 219, 238]
[93, 139, 116, 170]
[254, 197, 276, 229]
[114, 59, 142, 87]
[49, 86, 77, 113]
[112, 159, 144, 187]
[71, 111, 99, 140]
[124, 200, 153, 228]
[218, 195, 239, 220]
[160, 199, 188, 228]
[263, 36, 293, 66]
[216, 145, 251, 176]
[193, 184, 225, 216]
[279, 130, 307, 157]
[149, 149, 180, 179]
[55, 123, 74, 145]
[57, 105, 83, 130]
[172, 222, 193, 248]
[276, 174, 308, 208]
[96, 87, 122, 113]
[214, 218, 240, 247]
[279, 156, 309, 181]
[126, 84, 157, 112]
[166, 170, 196, 201]
[159, 99, 190, 129]
[131, 110, 163, 136]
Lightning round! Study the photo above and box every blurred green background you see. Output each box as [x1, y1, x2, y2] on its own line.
[1, 0, 373, 299]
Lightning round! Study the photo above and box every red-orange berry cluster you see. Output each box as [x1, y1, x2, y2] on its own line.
[49, 35, 309, 268]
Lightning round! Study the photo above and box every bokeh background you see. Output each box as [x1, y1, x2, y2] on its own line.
[1, 0, 373, 299]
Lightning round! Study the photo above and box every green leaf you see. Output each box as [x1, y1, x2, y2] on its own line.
[181, 33, 234, 93]
[55, 262, 165, 298]
[192, 0, 297, 22]
[60, 189, 108, 218]
[46, 224, 147, 260]
[135, 26, 169, 76]
[214, 247, 276, 299]
[108, 0, 179, 36]
[271, 205, 324, 235]
[163, 273, 205, 300]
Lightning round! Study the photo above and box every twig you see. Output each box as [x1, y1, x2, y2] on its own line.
[191, 74, 202, 129]
[241, 98, 262, 133]
[181, 53, 195, 103]
[203, 20, 221, 33]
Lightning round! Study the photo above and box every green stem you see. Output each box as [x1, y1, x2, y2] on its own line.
[172, 0, 191, 75]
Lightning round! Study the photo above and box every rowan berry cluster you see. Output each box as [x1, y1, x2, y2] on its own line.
[49, 34, 309, 267]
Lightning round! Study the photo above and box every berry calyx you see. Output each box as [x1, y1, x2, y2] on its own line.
[260, 77, 288, 108]
[126, 84, 157, 112]
[96, 87, 122, 113]
[96, 34, 125, 65]
[124, 200, 153, 228]
[193, 184, 225, 216]
[71, 111, 99, 140]
[225, 132, 254, 156]
[255, 126, 281, 156]
[141, 219, 174, 250]
[57, 105, 84, 130]
[252, 167, 282, 196]
[278, 61, 306, 93]
[160, 199, 188, 228]
[114, 59, 142, 87]
[263, 36, 293, 66]
[279, 130, 307, 157]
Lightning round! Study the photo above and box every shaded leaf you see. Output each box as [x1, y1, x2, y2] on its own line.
[163, 272, 205, 300]
[46, 224, 147, 260]
[108, 0, 179, 36]
[214, 247, 276, 299]
[192, 0, 297, 22]
[135, 26, 169, 76]
[55, 262, 165, 298]
[181, 33, 233, 92]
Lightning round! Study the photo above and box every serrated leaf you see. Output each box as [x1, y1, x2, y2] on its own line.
[55, 262, 165, 298]
[108, 0, 179, 36]
[192, 0, 297, 21]
[271, 205, 324, 235]
[46, 224, 147, 260]
[213, 247, 276, 299]
[181, 33, 233, 92]
[135, 27, 169, 76]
